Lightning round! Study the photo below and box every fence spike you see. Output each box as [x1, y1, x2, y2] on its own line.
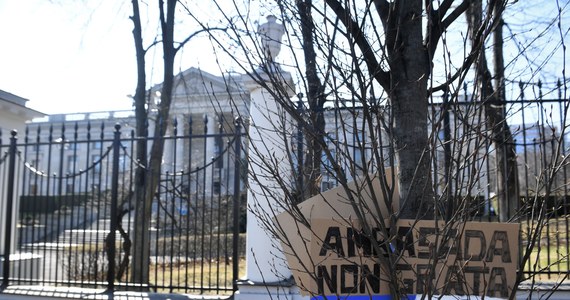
[100, 122, 105, 140]
[218, 114, 224, 132]
[48, 124, 54, 142]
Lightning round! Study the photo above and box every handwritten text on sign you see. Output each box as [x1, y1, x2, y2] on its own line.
[312, 220, 519, 298]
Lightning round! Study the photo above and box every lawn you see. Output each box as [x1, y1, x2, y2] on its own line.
[521, 217, 570, 281]
[150, 258, 246, 294]
[62, 232, 247, 295]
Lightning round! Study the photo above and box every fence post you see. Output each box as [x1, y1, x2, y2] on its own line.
[296, 95, 304, 197]
[442, 90, 453, 220]
[106, 124, 121, 292]
[2, 130, 17, 288]
[231, 118, 242, 291]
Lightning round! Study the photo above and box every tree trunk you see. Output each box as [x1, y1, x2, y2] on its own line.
[297, 0, 327, 200]
[130, 0, 150, 286]
[385, 1, 434, 220]
[492, 13, 519, 221]
[131, 0, 178, 286]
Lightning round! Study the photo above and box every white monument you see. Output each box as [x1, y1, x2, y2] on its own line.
[258, 15, 285, 62]
[235, 15, 304, 300]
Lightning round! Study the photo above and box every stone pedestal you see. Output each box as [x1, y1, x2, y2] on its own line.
[236, 279, 307, 300]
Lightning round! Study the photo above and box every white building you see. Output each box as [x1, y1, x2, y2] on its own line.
[0, 89, 45, 143]
[23, 68, 249, 197]
[0, 89, 44, 259]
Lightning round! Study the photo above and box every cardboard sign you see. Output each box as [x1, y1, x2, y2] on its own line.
[275, 169, 519, 298]
[311, 219, 519, 298]
[275, 171, 398, 295]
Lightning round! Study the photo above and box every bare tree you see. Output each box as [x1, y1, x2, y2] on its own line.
[96, 0, 570, 297]
[129, 0, 149, 285]
[184, 0, 508, 298]
[186, 0, 570, 298]
[466, 0, 519, 222]
[199, 0, 506, 217]
[129, 0, 212, 286]
[293, 0, 328, 200]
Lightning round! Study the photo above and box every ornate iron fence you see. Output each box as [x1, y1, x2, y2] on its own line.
[0, 116, 246, 295]
[1, 80, 569, 294]
[310, 81, 570, 280]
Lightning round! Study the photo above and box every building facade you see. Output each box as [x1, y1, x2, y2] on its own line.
[0, 89, 45, 143]
[22, 68, 249, 198]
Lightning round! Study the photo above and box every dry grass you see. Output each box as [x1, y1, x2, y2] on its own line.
[150, 258, 246, 294]
[521, 217, 570, 280]
[63, 241, 246, 295]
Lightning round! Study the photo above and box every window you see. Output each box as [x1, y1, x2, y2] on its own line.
[29, 184, 38, 196]
[30, 159, 39, 168]
[354, 146, 362, 166]
[93, 141, 102, 150]
[213, 181, 221, 194]
[118, 155, 128, 172]
[352, 131, 366, 170]
[322, 134, 337, 179]
[92, 155, 101, 175]
[67, 155, 77, 173]
[214, 137, 224, 168]
[321, 181, 335, 192]
[68, 142, 79, 150]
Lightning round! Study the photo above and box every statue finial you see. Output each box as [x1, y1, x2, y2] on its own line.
[258, 15, 285, 62]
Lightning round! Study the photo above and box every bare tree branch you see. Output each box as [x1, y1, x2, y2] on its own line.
[325, 0, 390, 88]
[426, 0, 470, 58]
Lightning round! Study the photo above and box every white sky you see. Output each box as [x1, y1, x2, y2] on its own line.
[0, 1, 138, 114]
[0, 0, 277, 115]
[0, 1, 567, 116]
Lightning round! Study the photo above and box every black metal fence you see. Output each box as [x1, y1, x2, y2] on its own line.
[0, 116, 246, 295]
[0, 81, 569, 294]
[310, 81, 570, 280]
[433, 84, 570, 280]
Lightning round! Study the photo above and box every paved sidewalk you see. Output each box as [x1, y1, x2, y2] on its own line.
[0, 285, 230, 300]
